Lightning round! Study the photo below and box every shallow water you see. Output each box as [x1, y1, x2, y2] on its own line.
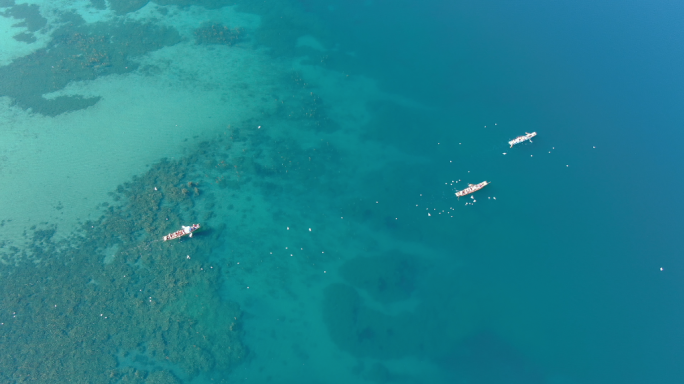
[1, 1, 683, 383]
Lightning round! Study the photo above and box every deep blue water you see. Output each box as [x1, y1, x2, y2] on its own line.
[1, 0, 682, 383]
[300, 0, 684, 382]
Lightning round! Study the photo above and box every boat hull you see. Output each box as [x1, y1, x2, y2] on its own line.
[455, 181, 490, 198]
[508, 132, 537, 148]
[163, 224, 200, 241]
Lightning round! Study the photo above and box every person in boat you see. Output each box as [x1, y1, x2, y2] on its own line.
[182, 225, 194, 238]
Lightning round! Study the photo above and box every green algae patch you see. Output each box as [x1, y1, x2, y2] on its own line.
[0, 19, 181, 116]
[1, 2, 47, 32]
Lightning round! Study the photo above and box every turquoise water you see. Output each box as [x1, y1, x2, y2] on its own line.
[1, 1, 682, 383]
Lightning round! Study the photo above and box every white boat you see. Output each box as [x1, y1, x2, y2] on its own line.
[455, 181, 490, 198]
[163, 224, 200, 241]
[508, 132, 537, 148]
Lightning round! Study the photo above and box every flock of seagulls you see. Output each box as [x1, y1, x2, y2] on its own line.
[419, 126, 593, 213]
[453, 131, 539, 204]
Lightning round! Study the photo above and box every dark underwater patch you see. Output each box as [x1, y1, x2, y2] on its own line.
[322, 283, 417, 359]
[1, 2, 47, 32]
[232, 0, 329, 59]
[12, 31, 36, 43]
[438, 331, 546, 384]
[0, 20, 181, 116]
[361, 100, 445, 157]
[109, 0, 149, 15]
[89, 0, 107, 10]
[194, 22, 243, 45]
[339, 251, 419, 304]
[153, 0, 236, 9]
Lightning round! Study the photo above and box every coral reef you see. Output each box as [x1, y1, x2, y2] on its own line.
[194, 23, 243, 46]
[0, 158, 245, 383]
[0, 82, 344, 380]
[0, 18, 181, 115]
